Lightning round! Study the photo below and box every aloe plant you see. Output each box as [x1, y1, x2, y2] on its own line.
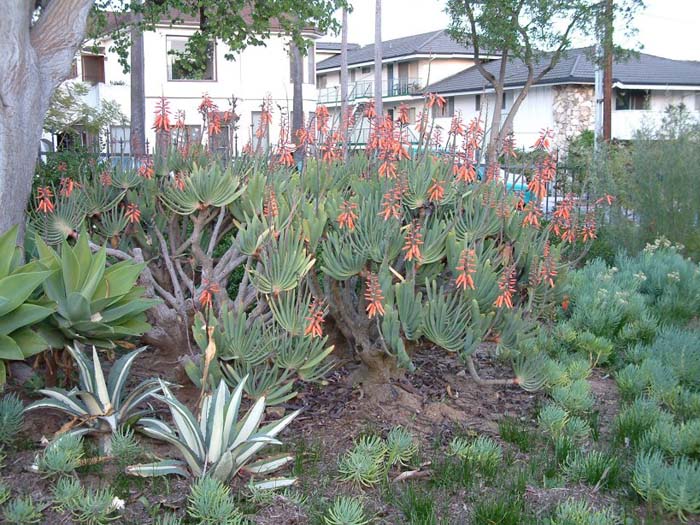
[35, 234, 159, 349]
[25, 345, 159, 451]
[126, 378, 299, 487]
[0, 226, 54, 383]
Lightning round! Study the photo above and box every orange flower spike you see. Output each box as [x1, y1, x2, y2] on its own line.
[494, 267, 516, 309]
[533, 128, 553, 151]
[208, 112, 222, 135]
[125, 203, 141, 224]
[138, 160, 154, 179]
[36, 186, 55, 214]
[378, 160, 398, 179]
[581, 213, 597, 242]
[595, 194, 615, 206]
[455, 248, 477, 290]
[402, 220, 424, 262]
[337, 201, 359, 231]
[100, 171, 112, 187]
[263, 187, 279, 219]
[379, 189, 402, 221]
[522, 203, 542, 229]
[59, 177, 77, 197]
[502, 133, 517, 158]
[364, 100, 377, 120]
[316, 105, 330, 134]
[153, 95, 172, 132]
[198, 279, 221, 310]
[397, 103, 410, 125]
[364, 273, 385, 319]
[428, 179, 445, 202]
[304, 299, 326, 338]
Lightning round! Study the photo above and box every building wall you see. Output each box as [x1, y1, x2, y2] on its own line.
[77, 25, 319, 152]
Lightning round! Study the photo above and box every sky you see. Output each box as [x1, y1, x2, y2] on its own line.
[325, 0, 700, 61]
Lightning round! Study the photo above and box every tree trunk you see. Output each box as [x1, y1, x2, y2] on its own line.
[0, 0, 95, 239]
[130, 19, 146, 156]
[602, 0, 613, 143]
[291, 43, 304, 167]
[340, 8, 349, 158]
[373, 0, 383, 118]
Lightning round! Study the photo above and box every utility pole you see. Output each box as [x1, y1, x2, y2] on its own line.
[340, 8, 349, 158]
[602, 0, 613, 142]
[130, 11, 146, 157]
[374, 0, 383, 119]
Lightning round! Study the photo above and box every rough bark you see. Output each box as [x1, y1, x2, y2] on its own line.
[340, 8, 349, 157]
[0, 0, 95, 238]
[130, 18, 146, 156]
[373, 0, 383, 118]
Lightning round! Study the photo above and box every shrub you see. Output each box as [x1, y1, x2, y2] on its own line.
[2, 496, 43, 524]
[563, 449, 620, 488]
[386, 427, 418, 467]
[338, 435, 387, 487]
[324, 496, 369, 525]
[0, 393, 24, 447]
[186, 477, 244, 525]
[37, 432, 85, 476]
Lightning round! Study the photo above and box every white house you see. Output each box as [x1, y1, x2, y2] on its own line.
[61, 11, 322, 155]
[315, 30, 498, 131]
[424, 48, 700, 150]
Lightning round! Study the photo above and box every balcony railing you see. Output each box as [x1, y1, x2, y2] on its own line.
[318, 77, 424, 104]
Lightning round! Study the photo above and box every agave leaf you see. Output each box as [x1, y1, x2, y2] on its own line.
[0, 271, 53, 317]
[139, 419, 203, 476]
[107, 347, 148, 410]
[206, 381, 228, 464]
[230, 396, 266, 450]
[222, 376, 247, 449]
[0, 334, 24, 361]
[0, 304, 55, 336]
[126, 460, 190, 478]
[154, 384, 205, 459]
[0, 226, 19, 279]
[249, 477, 297, 490]
[243, 454, 294, 474]
[210, 450, 234, 482]
[10, 328, 49, 358]
[65, 345, 95, 394]
[28, 388, 87, 416]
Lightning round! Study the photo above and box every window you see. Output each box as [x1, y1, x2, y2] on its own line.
[110, 126, 131, 155]
[432, 96, 455, 118]
[695, 92, 700, 111]
[502, 92, 509, 110]
[350, 69, 357, 82]
[318, 75, 327, 89]
[167, 36, 215, 81]
[615, 89, 650, 110]
[361, 66, 371, 74]
[475, 94, 481, 112]
[409, 107, 416, 123]
[81, 54, 105, 84]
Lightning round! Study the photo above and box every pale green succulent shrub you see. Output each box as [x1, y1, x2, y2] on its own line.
[0, 393, 24, 447]
[186, 477, 244, 525]
[324, 496, 369, 525]
[2, 496, 43, 524]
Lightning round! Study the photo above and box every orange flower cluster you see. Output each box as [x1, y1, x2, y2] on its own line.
[455, 248, 477, 290]
[174, 110, 186, 130]
[494, 266, 517, 309]
[363, 100, 376, 120]
[153, 95, 172, 132]
[100, 171, 112, 187]
[581, 212, 597, 242]
[316, 105, 330, 135]
[274, 117, 295, 167]
[402, 220, 424, 262]
[320, 132, 342, 163]
[304, 298, 326, 338]
[397, 103, 410, 126]
[296, 126, 316, 148]
[526, 129, 557, 202]
[539, 241, 558, 288]
[208, 112, 222, 135]
[428, 179, 445, 202]
[125, 203, 141, 224]
[199, 279, 221, 310]
[36, 186, 54, 214]
[426, 93, 446, 111]
[59, 177, 78, 198]
[255, 97, 273, 140]
[138, 159, 154, 179]
[550, 194, 577, 243]
[364, 273, 385, 318]
[533, 128, 553, 150]
[263, 186, 279, 219]
[502, 132, 517, 158]
[374, 117, 410, 179]
[380, 184, 403, 221]
[522, 202, 543, 229]
[198, 93, 217, 114]
[337, 200, 359, 230]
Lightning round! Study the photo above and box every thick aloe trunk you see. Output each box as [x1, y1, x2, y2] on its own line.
[0, 0, 94, 239]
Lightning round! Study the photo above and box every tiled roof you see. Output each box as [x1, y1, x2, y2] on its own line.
[317, 30, 478, 70]
[317, 42, 360, 51]
[425, 48, 700, 94]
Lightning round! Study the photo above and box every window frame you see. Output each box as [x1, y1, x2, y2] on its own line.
[615, 89, 651, 111]
[166, 35, 217, 82]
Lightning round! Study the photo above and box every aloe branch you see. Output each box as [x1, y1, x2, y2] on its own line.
[151, 221, 185, 306]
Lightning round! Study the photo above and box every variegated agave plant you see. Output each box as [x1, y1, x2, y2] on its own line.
[127, 378, 299, 487]
[25, 345, 159, 450]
